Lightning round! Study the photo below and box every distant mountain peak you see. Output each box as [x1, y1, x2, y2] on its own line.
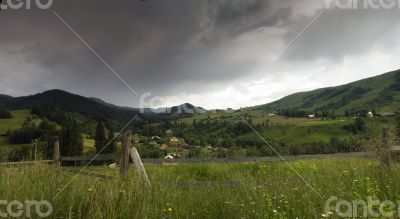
[0, 94, 13, 99]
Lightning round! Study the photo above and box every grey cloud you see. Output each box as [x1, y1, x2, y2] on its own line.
[283, 8, 400, 62]
[1, 0, 399, 108]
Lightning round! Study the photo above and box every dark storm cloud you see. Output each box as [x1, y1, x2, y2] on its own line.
[0, 0, 298, 104]
[283, 8, 400, 62]
[204, 0, 291, 40]
[1, 0, 400, 108]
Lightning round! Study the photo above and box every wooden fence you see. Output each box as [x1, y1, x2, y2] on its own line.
[1, 126, 399, 183]
[0, 130, 150, 185]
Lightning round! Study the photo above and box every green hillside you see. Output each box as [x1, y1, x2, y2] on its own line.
[0, 110, 40, 156]
[256, 69, 400, 115]
[0, 110, 39, 133]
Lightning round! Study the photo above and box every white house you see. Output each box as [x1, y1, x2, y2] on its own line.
[164, 155, 174, 160]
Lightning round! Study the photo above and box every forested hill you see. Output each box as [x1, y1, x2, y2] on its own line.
[256, 69, 400, 116]
[0, 90, 138, 123]
[0, 90, 206, 125]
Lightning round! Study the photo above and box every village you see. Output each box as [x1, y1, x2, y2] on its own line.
[137, 129, 229, 161]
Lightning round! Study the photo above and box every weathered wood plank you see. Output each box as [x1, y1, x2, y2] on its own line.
[53, 140, 60, 166]
[120, 131, 131, 178]
[0, 160, 54, 166]
[130, 146, 150, 185]
[61, 153, 117, 161]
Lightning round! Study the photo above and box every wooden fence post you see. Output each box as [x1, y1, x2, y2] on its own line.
[130, 147, 150, 185]
[120, 130, 131, 178]
[379, 124, 391, 168]
[53, 140, 60, 166]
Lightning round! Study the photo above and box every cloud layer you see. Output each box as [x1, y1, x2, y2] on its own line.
[1, 0, 400, 109]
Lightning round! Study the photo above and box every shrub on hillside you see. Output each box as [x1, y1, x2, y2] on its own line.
[8, 127, 43, 144]
[343, 118, 365, 134]
[0, 109, 12, 119]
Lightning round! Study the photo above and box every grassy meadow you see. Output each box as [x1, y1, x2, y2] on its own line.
[0, 110, 40, 133]
[1, 157, 400, 218]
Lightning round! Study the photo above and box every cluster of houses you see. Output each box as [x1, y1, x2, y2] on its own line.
[147, 130, 227, 160]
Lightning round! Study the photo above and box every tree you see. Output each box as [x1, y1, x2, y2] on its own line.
[344, 118, 365, 134]
[8, 127, 42, 144]
[39, 119, 59, 159]
[94, 121, 107, 153]
[60, 119, 83, 156]
[21, 116, 35, 128]
[344, 110, 349, 117]
[103, 129, 116, 153]
[0, 109, 12, 119]
[354, 118, 365, 131]
[39, 119, 57, 134]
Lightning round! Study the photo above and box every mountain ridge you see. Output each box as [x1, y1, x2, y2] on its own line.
[0, 89, 206, 123]
[256, 69, 400, 115]
[1, 69, 400, 121]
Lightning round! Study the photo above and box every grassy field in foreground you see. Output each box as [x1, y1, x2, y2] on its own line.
[1, 157, 399, 218]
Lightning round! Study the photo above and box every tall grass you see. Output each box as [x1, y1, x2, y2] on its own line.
[0, 157, 399, 218]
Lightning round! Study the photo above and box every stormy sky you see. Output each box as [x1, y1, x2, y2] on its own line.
[1, 0, 400, 109]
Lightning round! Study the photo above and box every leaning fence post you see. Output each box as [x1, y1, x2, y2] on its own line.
[53, 140, 60, 167]
[120, 130, 131, 178]
[130, 146, 151, 186]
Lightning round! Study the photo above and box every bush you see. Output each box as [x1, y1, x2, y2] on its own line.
[0, 109, 12, 119]
[343, 118, 365, 134]
[8, 127, 43, 144]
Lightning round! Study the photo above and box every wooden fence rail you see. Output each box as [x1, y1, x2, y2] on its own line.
[0, 160, 54, 166]
[60, 153, 118, 161]
[1, 149, 399, 166]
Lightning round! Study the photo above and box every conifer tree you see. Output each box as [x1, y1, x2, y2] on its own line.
[95, 121, 107, 153]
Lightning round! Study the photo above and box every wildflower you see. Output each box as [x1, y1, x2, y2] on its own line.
[88, 188, 94, 192]
[168, 208, 172, 212]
